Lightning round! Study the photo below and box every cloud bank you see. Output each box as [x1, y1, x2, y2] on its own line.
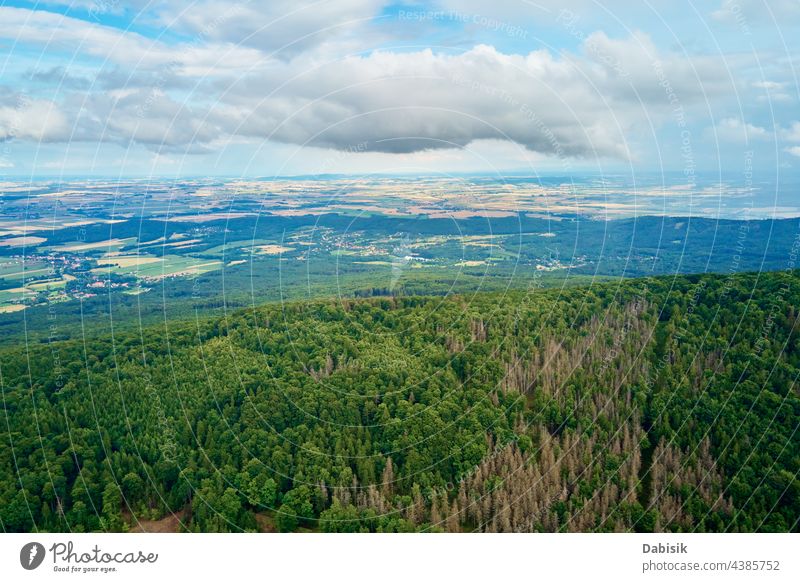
[0, 1, 797, 173]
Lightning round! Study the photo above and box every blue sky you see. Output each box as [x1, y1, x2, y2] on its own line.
[0, 0, 799, 178]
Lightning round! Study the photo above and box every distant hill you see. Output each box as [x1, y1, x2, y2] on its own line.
[1, 214, 799, 346]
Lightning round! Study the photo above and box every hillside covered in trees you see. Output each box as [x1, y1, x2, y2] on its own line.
[1, 271, 798, 533]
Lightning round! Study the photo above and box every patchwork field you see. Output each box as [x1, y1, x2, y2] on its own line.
[50, 237, 137, 253]
[201, 239, 275, 256]
[0, 259, 50, 280]
[92, 255, 222, 280]
[254, 244, 295, 255]
[97, 255, 163, 268]
[26, 276, 71, 291]
[0, 287, 35, 304]
[0, 236, 48, 247]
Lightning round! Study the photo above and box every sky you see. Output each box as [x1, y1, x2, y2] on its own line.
[0, 0, 799, 178]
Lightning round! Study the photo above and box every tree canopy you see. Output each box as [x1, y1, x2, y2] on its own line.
[1, 271, 798, 532]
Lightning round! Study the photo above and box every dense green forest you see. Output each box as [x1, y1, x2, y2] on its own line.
[1, 270, 798, 532]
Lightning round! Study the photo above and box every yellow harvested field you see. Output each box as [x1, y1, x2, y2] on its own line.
[138, 237, 167, 246]
[161, 212, 254, 223]
[0, 222, 49, 234]
[162, 239, 201, 248]
[0, 304, 27, 313]
[159, 261, 222, 277]
[97, 256, 163, 268]
[139, 238, 201, 248]
[0, 236, 47, 247]
[54, 238, 136, 252]
[26, 279, 65, 291]
[255, 244, 295, 255]
[462, 242, 497, 248]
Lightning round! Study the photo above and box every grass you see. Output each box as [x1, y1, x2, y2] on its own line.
[97, 255, 162, 268]
[0, 287, 35, 304]
[0, 263, 51, 280]
[26, 278, 67, 291]
[49, 237, 137, 253]
[200, 239, 274, 257]
[92, 255, 223, 280]
[0, 235, 47, 247]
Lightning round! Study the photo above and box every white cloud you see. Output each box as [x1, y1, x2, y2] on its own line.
[712, 117, 772, 143]
[780, 121, 800, 142]
[212, 45, 630, 158]
[753, 80, 784, 90]
[0, 92, 70, 142]
[67, 88, 222, 152]
[752, 80, 792, 103]
[155, 0, 389, 57]
[0, 5, 772, 167]
[0, 17, 740, 161]
[579, 30, 735, 103]
[209, 35, 735, 159]
[712, 0, 800, 25]
[0, 7, 263, 77]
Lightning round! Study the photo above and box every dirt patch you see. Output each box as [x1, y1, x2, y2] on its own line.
[127, 508, 188, 533]
[255, 512, 277, 532]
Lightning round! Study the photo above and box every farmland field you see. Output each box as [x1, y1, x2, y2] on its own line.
[0, 259, 50, 280]
[49, 237, 137, 253]
[92, 255, 223, 279]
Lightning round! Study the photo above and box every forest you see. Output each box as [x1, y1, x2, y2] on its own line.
[1, 270, 798, 532]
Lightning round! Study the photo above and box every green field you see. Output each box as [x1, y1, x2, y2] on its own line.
[0, 258, 50, 280]
[199, 239, 278, 257]
[92, 254, 223, 279]
[48, 237, 137, 254]
[25, 278, 67, 291]
[0, 287, 35, 303]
